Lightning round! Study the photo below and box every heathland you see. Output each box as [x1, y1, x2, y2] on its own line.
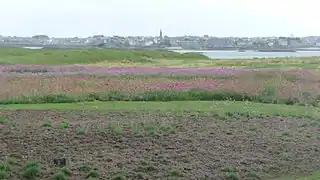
[0, 48, 319, 180]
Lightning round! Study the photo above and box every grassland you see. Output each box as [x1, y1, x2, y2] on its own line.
[0, 48, 209, 66]
[0, 48, 319, 180]
[1, 101, 320, 119]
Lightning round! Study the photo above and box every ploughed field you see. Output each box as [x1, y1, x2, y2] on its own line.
[0, 49, 320, 180]
[1, 110, 320, 180]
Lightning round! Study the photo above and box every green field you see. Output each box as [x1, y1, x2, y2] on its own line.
[0, 48, 319, 180]
[0, 48, 209, 65]
[1, 101, 319, 118]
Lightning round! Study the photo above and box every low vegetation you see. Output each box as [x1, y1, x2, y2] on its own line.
[1, 89, 319, 107]
[0, 48, 209, 65]
[214, 56, 320, 69]
[1, 101, 319, 118]
[1, 69, 319, 106]
[0, 48, 319, 179]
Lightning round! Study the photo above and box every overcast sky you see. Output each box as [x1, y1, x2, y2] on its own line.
[1, 0, 319, 37]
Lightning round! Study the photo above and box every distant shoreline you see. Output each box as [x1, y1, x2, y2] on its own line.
[1, 44, 320, 52]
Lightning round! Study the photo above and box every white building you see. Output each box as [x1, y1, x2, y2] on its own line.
[279, 39, 288, 46]
[144, 41, 154, 46]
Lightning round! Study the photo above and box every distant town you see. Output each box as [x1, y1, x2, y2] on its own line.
[1, 30, 320, 51]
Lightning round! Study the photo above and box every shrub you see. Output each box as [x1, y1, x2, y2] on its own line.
[52, 172, 68, 180]
[22, 162, 41, 179]
[0, 170, 9, 180]
[60, 167, 72, 177]
[86, 170, 99, 179]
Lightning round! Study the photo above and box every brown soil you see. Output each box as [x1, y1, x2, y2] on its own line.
[0, 110, 319, 180]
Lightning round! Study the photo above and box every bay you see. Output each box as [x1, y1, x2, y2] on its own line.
[175, 50, 320, 59]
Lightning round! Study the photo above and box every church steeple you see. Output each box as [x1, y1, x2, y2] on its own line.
[160, 29, 163, 40]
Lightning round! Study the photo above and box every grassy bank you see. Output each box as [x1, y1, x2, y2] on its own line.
[0, 48, 209, 65]
[1, 90, 319, 107]
[1, 101, 320, 119]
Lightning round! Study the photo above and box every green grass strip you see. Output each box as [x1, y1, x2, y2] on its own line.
[1, 101, 319, 119]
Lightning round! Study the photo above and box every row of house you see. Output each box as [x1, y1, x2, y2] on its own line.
[0, 34, 319, 49]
